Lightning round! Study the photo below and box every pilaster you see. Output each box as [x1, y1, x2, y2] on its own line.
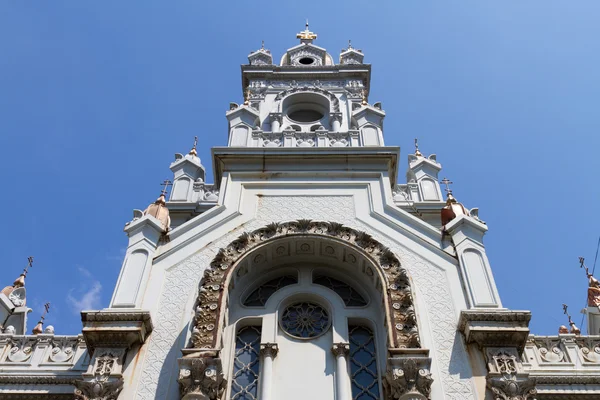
[110, 215, 164, 308]
[75, 310, 152, 400]
[460, 310, 536, 400]
[446, 214, 501, 308]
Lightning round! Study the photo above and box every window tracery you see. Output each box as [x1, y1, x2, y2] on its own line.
[231, 326, 262, 400]
[313, 274, 367, 306]
[280, 301, 330, 339]
[242, 275, 297, 307]
[349, 325, 380, 400]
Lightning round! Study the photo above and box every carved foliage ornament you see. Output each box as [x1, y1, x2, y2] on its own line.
[190, 220, 419, 350]
[487, 375, 536, 400]
[74, 349, 125, 400]
[385, 358, 433, 399]
[178, 356, 226, 400]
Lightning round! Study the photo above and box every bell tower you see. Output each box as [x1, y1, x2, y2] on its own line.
[226, 23, 385, 149]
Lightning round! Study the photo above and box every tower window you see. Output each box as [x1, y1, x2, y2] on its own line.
[313, 274, 367, 306]
[280, 301, 330, 339]
[349, 325, 380, 400]
[231, 325, 262, 400]
[298, 57, 315, 65]
[243, 275, 298, 307]
[288, 109, 324, 123]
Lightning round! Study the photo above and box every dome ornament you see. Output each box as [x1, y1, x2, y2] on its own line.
[562, 303, 581, 335]
[440, 178, 469, 226]
[414, 138, 423, 157]
[13, 256, 34, 288]
[143, 179, 172, 231]
[32, 302, 50, 335]
[296, 20, 317, 44]
[188, 136, 198, 157]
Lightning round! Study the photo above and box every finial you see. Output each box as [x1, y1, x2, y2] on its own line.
[580, 256, 593, 279]
[440, 178, 456, 203]
[13, 256, 34, 288]
[579, 256, 600, 308]
[296, 20, 317, 43]
[361, 89, 368, 106]
[32, 302, 50, 335]
[261, 40, 265, 50]
[244, 88, 250, 106]
[348, 40, 352, 49]
[159, 179, 172, 199]
[414, 138, 423, 157]
[562, 304, 581, 335]
[188, 136, 198, 157]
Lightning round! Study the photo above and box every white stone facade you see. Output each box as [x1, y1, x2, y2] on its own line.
[1, 27, 600, 400]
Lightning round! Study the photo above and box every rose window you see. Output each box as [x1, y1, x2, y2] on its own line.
[280, 302, 330, 339]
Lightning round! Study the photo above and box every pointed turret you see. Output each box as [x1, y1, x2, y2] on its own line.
[143, 181, 172, 232]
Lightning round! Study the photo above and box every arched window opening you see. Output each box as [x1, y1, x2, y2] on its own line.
[231, 325, 262, 400]
[313, 274, 367, 307]
[349, 324, 380, 400]
[243, 275, 298, 307]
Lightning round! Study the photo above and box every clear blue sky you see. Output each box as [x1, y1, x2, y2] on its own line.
[1, 1, 599, 335]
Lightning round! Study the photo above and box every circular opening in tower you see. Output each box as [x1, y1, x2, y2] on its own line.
[299, 57, 315, 65]
[288, 109, 324, 123]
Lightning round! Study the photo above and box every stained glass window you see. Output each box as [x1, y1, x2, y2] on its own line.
[280, 302, 330, 339]
[231, 326, 261, 400]
[243, 275, 297, 307]
[313, 275, 367, 306]
[349, 325, 380, 400]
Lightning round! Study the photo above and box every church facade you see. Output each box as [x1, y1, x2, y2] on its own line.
[1, 26, 600, 400]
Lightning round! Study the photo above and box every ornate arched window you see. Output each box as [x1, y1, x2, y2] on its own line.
[182, 221, 427, 400]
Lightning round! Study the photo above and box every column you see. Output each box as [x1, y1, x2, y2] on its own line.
[259, 343, 279, 400]
[332, 342, 351, 400]
[330, 113, 342, 132]
[269, 113, 282, 133]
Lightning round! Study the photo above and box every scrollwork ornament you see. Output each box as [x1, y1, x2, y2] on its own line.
[385, 358, 433, 399]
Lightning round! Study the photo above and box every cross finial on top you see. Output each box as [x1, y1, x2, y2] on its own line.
[23, 256, 34, 276]
[42, 302, 50, 320]
[296, 20, 317, 43]
[261, 40, 265, 50]
[348, 40, 352, 49]
[440, 178, 453, 195]
[579, 256, 592, 278]
[414, 138, 423, 157]
[160, 179, 172, 197]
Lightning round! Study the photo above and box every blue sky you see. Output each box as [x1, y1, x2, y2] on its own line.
[1, 1, 599, 335]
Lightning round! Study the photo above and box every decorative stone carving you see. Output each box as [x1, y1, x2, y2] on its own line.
[74, 377, 124, 400]
[178, 355, 226, 400]
[484, 348, 536, 400]
[487, 375, 536, 400]
[8, 287, 26, 307]
[328, 132, 349, 147]
[74, 349, 125, 400]
[529, 337, 567, 363]
[260, 343, 279, 358]
[295, 132, 315, 147]
[191, 220, 419, 350]
[49, 336, 79, 363]
[331, 342, 350, 357]
[385, 355, 433, 399]
[5, 336, 36, 363]
[575, 337, 600, 363]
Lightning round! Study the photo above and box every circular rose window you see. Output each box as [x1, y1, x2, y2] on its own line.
[280, 302, 330, 339]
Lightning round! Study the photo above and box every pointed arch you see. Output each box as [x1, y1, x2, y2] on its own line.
[189, 220, 421, 351]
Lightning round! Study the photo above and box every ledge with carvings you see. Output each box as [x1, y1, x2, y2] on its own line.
[0, 333, 88, 398]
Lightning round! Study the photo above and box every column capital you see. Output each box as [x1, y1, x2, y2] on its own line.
[260, 342, 279, 358]
[331, 342, 350, 357]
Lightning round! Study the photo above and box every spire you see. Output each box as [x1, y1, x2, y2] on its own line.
[414, 138, 423, 157]
[143, 180, 172, 231]
[188, 136, 198, 157]
[562, 304, 581, 335]
[296, 20, 317, 44]
[2, 256, 34, 299]
[32, 302, 50, 335]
